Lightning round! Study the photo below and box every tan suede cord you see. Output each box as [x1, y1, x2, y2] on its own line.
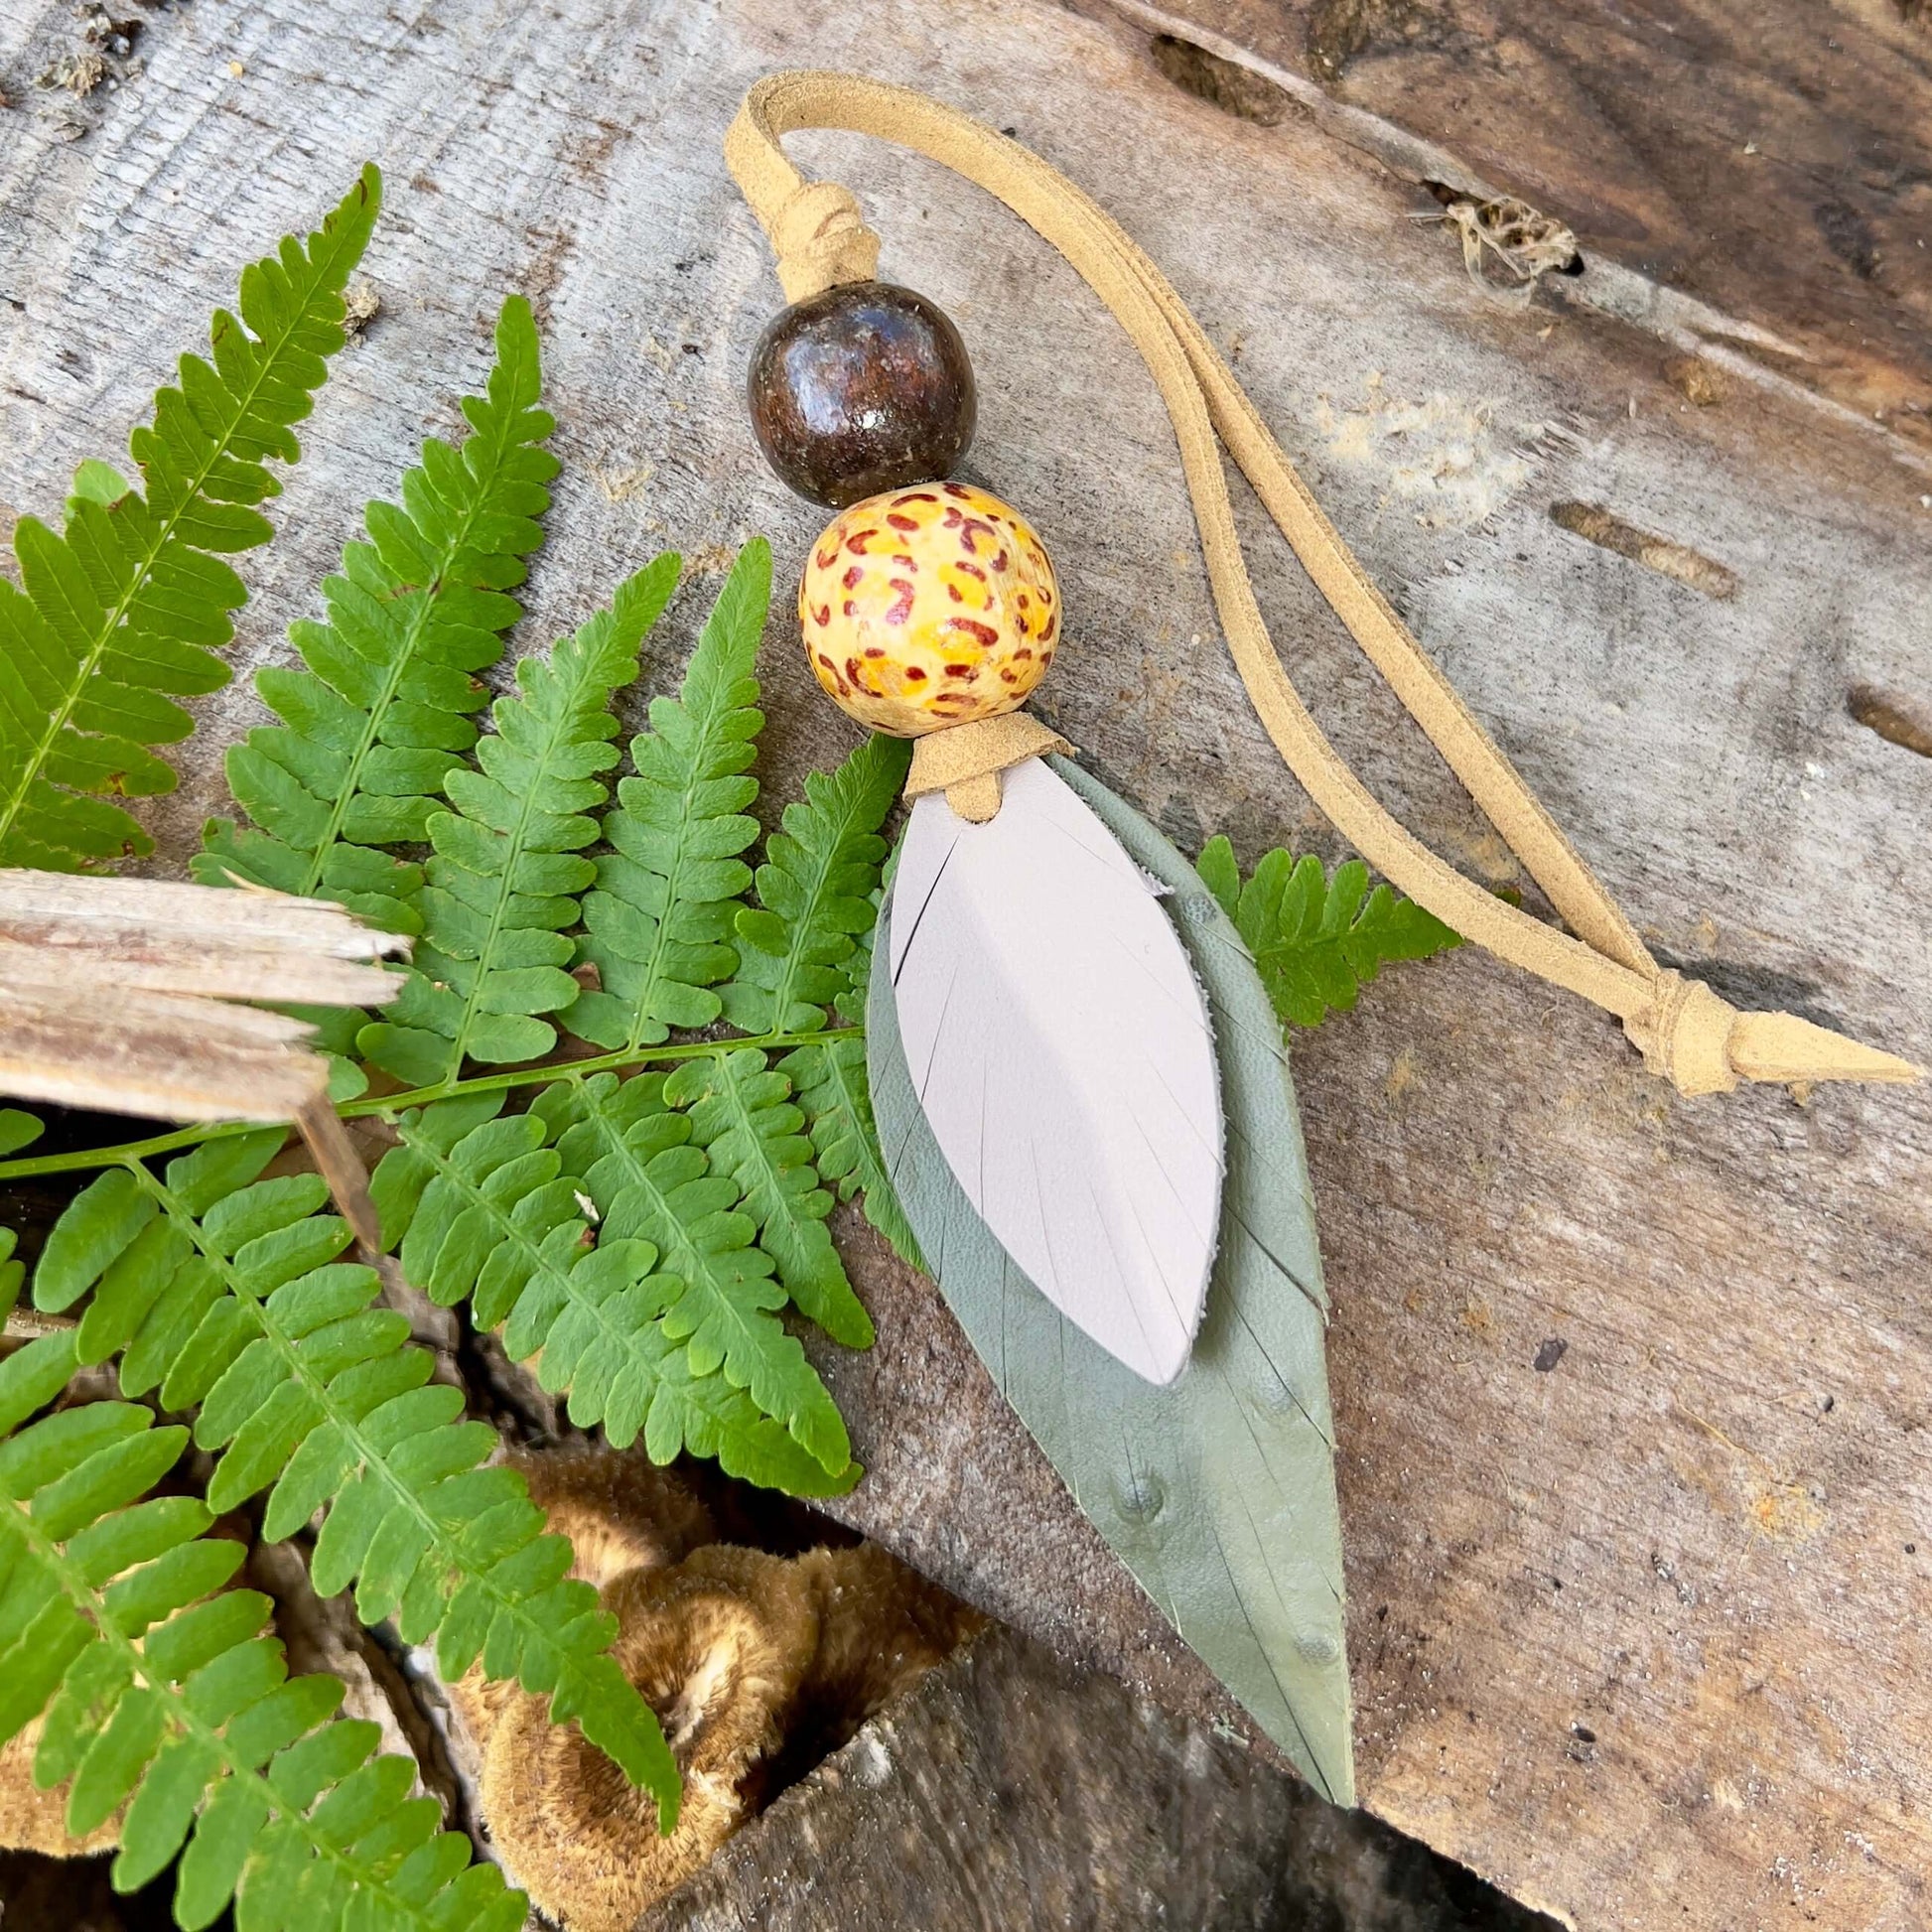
[726, 71, 1919, 1099]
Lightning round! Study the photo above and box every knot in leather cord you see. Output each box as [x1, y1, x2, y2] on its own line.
[1624, 968, 1739, 1098]
[769, 181, 880, 302]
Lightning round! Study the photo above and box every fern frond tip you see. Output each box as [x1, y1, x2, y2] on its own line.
[1201, 834, 1461, 1030]
[0, 166, 381, 874]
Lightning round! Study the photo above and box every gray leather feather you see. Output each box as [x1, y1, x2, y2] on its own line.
[869, 757, 1353, 1803]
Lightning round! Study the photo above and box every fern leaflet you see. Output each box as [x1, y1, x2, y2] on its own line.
[722, 731, 910, 1034]
[358, 556, 681, 1087]
[28, 1134, 679, 1825]
[537, 1071, 851, 1474]
[781, 1035, 923, 1269]
[195, 294, 555, 935]
[722, 726, 920, 1266]
[662, 1048, 872, 1347]
[0, 167, 380, 871]
[371, 1090, 857, 1498]
[569, 542, 766, 1052]
[0, 1111, 43, 1160]
[1197, 835, 1461, 1029]
[0, 1328, 526, 1930]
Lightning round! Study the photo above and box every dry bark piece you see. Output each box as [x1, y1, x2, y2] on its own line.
[0, 871, 402, 1002]
[0, 870, 405, 1241]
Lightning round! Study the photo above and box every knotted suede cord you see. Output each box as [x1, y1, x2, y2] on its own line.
[725, 70, 1919, 1100]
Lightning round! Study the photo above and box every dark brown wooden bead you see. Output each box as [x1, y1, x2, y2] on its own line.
[747, 281, 976, 507]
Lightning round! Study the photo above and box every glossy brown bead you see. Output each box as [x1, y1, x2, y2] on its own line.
[747, 281, 976, 507]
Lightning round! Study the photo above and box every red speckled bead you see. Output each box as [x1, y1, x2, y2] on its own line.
[747, 281, 976, 507]
[799, 482, 1058, 737]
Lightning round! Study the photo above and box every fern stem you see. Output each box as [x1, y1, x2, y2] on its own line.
[0, 1486, 454, 1930]
[0, 1029, 862, 1180]
[365, 1028, 858, 1114]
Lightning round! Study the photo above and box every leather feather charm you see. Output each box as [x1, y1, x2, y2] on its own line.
[784, 480, 1228, 1383]
[889, 757, 1222, 1385]
[734, 134, 1354, 1784]
[730, 68, 1919, 1822]
[871, 758, 1353, 1800]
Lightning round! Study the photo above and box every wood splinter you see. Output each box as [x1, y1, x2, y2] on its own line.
[0, 870, 407, 1246]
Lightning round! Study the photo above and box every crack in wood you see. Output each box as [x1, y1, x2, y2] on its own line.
[1849, 684, 1932, 759]
[1149, 33, 1298, 123]
[1549, 500, 1739, 600]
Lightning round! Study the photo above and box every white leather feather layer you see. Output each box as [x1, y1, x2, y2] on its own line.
[888, 758, 1223, 1385]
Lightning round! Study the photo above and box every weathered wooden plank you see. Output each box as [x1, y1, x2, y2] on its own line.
[1087, 0, 1932, 458]
[3, 1, 1930, 1926]
[648, 1625, 1556, 1931]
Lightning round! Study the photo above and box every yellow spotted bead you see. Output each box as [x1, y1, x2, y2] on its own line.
[797, 482, 1059, 737]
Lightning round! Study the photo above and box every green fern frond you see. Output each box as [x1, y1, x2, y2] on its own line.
[0, 167, 380, 872]
[371, 1089, 857, 1499]
[0, 1329, 526, 1930]
[358, 556, 682, 1087]
[0, 1232, 23, 1317]
[661, 1048, 872, 1348]
[1197, 835, 1461, 1029]
[542, 1072, 852, 1477]
[195, 294, 556, 933]
[27, 1135, 679, 1826]
[569, 542, 766, 1052]
[780, 1035, 923, 1269]
[722, 732, 910, 1035]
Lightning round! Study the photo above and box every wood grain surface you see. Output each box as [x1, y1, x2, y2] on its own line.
[1091, 0, 1932, 461]
[3, 1, 1930, 1926]
[649, 1624, 1550, 1931]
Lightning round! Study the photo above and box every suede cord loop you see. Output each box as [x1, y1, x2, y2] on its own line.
[725, 70, 1919, 1100]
